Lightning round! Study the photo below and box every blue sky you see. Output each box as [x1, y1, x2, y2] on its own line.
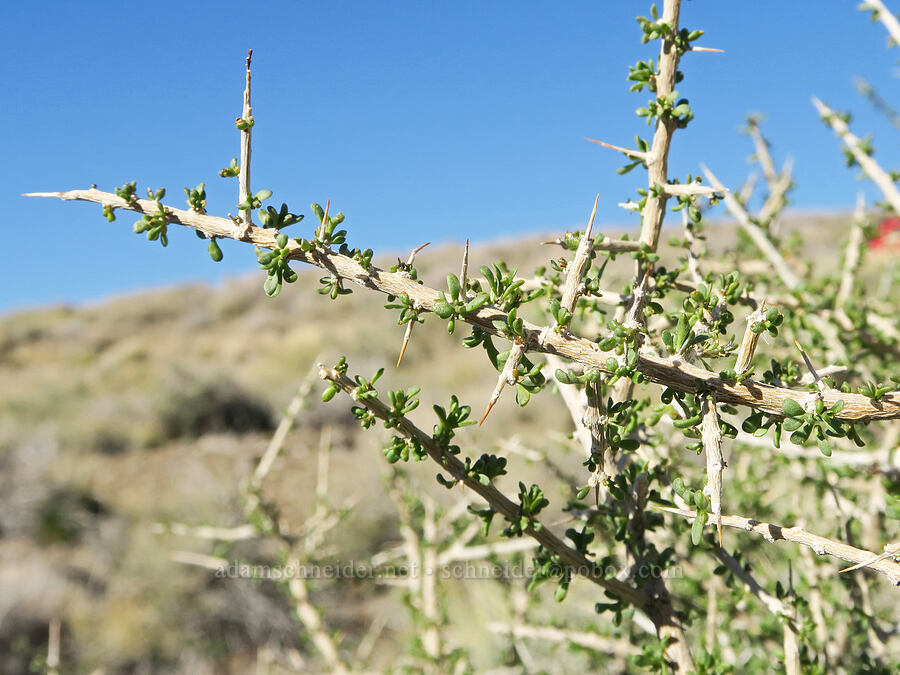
[4, 1, 898, 313]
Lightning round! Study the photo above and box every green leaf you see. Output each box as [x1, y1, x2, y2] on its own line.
[208, 238, 223, 262]
[673, 414, 700, 429]
[447, 273, 461, 301]
[691, 512, 706, 546]
[782, 417, 804, 432]
[433, 299, 454, 319]
[742, 415, 760, 433]
[515, 384, 530, 407]
[781, 399, 804, 417]
[554, 581, 569, 603]
[263, 273, 282, 297]
[555, 369, 576, 385]
[599, 337, 618, 351]
[464, 292, 490, 313]
[790, 429, 809, 445]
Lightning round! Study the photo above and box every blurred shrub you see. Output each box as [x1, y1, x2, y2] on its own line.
[36, 487, 108, 544]
[156, 376, 275, 441]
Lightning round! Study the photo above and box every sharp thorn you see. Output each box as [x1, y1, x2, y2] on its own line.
[586, 194, 600, 234]
[479, 396, 499, 426]
[397, 321, 414, 367]
[584, 137, 646, 159]
[406, 241, 431, 266]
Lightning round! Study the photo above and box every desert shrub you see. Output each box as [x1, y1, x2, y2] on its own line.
[155, 376, 274, 441]
[36, 487, 108, 545]
[28, 1, 900, 672]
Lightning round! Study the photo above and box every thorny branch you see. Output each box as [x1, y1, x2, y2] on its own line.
[316, 363, 646, 607]
[652, 504, 900, 585]
[26, 187, 900, 423]
[813, 97, 900, 216]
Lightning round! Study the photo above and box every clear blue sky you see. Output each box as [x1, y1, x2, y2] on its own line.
[4, 1, 898, 313]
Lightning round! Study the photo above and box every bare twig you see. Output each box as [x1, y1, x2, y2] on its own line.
[242, 369, 317, 525]
[652, 504, 900, 584]
[855, 77, 900, 130]
[487, 622, 631, 656]
[813, 97, 900, 215]
[738, 172, 757, 206]
[47, 617, 61, 675]
[835, 194, 867, 310]
[793, 338, 826, 393]
[251, 372, 317, 489]
[702, 164, 854, 364]
[397, 320, 415, 368]
[701, 397, 724, 546]
[152, 522, 258, 541]
[481, 338, 526, 425]
[559, 195, 599, 315]
[283, 433, 351, 673]
[236, 50, 254, 239]
[396, 242, 430, 367]
[460, 239, 470, 299]
[746, 117, 777, 185]
[734, 302, 766, 374]
[542, 234, 642, 254]
[757, 158, 793, 230]
[584, 136, 648, 162]
[783, 602, 801, 675]
[861, 0, 900, 47]
[288, 569, 349, 674]
[405, 241, 431, 267]
[637, 1, 682, 253]
[701, 165, 800, 289]
[663, 183, 723, 198]
[545, 354, 592, 457]
[170, 550, 228, 571]
[713, 548, 789, 616]
[839, 542, 900, 574]
[421, 496, 441, 660]
[436, 538, 539, 566]
[356, 613, 388, 663]
[681, 209, 702, 285]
